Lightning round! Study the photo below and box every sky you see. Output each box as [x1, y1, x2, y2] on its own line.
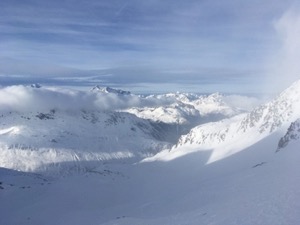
[0, 0, 299, 94]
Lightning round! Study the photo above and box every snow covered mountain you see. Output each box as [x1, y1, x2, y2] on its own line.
[1, 113, 300, 225]
[0, 109, 180, 173]
[149, 80, 300, 162]
[1, 81, 300, 225]
[91, 85, 131, 95]
[123, 92, 245, 125]
[0, 85, 254, 173]
[1, 81, 297, 171]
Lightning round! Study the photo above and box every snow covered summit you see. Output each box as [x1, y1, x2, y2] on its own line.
[91, 85, 131, 95]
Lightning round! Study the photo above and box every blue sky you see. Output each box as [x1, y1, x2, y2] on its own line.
[0, 0, 299, 93]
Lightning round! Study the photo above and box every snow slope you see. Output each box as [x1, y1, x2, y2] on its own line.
[1, 128, 299, 225]
[0, 109, 177, 173]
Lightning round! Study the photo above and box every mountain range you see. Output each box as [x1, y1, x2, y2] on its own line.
[0, 81, 300, 225]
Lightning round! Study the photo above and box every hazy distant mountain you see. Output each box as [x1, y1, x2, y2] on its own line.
[90, 85, 131, 95]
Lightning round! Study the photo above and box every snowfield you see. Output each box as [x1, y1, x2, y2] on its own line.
[0, 81, 300, 225]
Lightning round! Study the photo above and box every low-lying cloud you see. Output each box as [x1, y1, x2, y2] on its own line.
[0, 85, 262, 114]
[0, 85, 177, 112]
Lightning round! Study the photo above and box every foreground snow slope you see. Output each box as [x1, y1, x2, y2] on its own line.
[1, 129, 299, 225]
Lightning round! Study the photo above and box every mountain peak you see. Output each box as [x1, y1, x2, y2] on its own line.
[278, 79, 300, 98]
[29, 83, 42, 88]
[90, 85, 131, 95]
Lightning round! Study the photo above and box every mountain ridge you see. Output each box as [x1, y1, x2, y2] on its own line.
[147, 79, 300, 162]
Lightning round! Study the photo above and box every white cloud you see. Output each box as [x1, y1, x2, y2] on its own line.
[0, 85, 178, 113]
[265, 6, 300, 93]
[0, 84, 263, 117]
[222, 95, 264, 111]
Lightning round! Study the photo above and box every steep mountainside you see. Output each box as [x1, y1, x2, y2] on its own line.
[149, 80, 300, 162]
[277, 118, 300, 151]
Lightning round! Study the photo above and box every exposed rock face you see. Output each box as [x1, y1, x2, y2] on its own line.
[277, 119, 300, 151]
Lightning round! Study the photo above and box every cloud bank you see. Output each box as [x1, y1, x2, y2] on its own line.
[0, 85, 262, 114]
[0, 85, 179, 112]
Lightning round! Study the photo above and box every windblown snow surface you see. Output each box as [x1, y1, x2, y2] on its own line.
[1, 81, 300, 225]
